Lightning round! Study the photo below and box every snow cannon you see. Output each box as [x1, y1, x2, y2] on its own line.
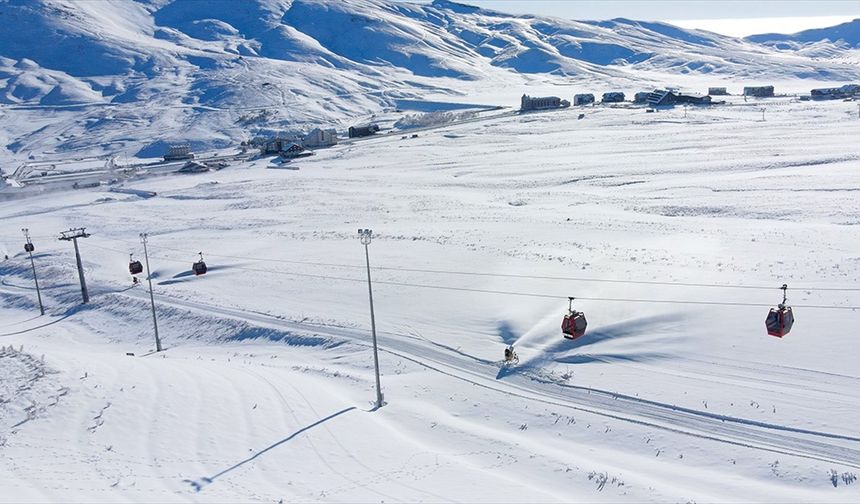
[504, 345, 519, 365]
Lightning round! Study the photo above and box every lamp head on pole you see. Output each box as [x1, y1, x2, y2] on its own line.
[358, 228, 373, 245]
[22, 228, 33, 248]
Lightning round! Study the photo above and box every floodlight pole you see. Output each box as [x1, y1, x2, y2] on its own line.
[359, 228, 384, 409]
[58, 228, 90, 304]
[140, 233, 162, 352]
[22, 228, 44, 315]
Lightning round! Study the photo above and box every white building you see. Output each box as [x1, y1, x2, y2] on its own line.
[303, 128, 338, 148]
[520, 94, 570, 111]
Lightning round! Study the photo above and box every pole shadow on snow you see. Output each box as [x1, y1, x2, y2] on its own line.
[3, 313, 43, 327]
[183, 406, 357, 492]
[496, 313, 685, 380]
[0, 311, 75, 337]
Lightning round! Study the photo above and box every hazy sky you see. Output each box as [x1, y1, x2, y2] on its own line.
[413, 1, 860, 36]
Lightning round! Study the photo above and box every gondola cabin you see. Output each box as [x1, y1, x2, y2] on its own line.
[766, 306, 794, 338]
[192, 252, 207, 276]
[562, 312, 587, 339]
[562, 297, 588, 340]
[129, 260, 143, 275]
[765, 284, 794, 338]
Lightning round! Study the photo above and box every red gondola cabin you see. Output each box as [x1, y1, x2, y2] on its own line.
[766, 306, 794, 338]
[562, 297, 588, 340]
[765, 284, 794, 338]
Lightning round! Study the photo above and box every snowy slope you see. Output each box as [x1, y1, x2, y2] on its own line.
[1, 95, 860, 501]
[748, 18, 860, 47]
[746, 19, 860, 63]
[2, 0, 860, 166]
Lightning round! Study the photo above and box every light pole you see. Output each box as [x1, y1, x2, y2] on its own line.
[140, 233, 162, 352]
[359, 228, 384, 409]
[21, 228, 44, 315]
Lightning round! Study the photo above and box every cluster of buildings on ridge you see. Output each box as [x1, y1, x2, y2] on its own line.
[162, 81, 860, 165]
[163, 123, 384, 163]
[520, 83, 860, 111]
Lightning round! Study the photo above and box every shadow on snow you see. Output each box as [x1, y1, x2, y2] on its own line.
[183, 406, 357, 492]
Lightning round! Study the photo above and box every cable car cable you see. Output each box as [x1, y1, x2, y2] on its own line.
[87, 235, 860, 293]
[83, 240, 860, 311]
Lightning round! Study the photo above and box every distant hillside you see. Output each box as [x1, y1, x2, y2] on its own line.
[2, 0, 860, 163]
[747, 18, 860, 48]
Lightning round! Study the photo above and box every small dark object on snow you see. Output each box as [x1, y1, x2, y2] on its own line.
[504, 345, 519, 364]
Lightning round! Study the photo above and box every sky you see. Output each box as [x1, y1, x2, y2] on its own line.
[415, 1, 860, 36]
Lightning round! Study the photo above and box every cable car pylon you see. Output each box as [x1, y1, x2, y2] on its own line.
[58, 228, 91, 304]
[140, 233, 162, 352]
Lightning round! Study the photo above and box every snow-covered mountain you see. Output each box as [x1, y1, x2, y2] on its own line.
[746, 18, 860, 60]
[1, 0, 859, 162]
[748, 18, 860, 48]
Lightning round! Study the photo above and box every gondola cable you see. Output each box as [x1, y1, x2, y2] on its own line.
[87, 235, 860, 293]
[83, 240, 860, 311]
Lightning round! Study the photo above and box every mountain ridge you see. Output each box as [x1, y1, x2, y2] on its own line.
[747, 18, 860, 48]
[1, 0, 859, 162]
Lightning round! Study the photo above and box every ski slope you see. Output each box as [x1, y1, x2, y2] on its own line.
[2, 95, 860, 501]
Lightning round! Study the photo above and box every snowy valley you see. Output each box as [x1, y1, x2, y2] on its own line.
[2, 0, 860, 502]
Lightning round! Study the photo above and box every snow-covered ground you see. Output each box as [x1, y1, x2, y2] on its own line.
[1, 95, 859, 501]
